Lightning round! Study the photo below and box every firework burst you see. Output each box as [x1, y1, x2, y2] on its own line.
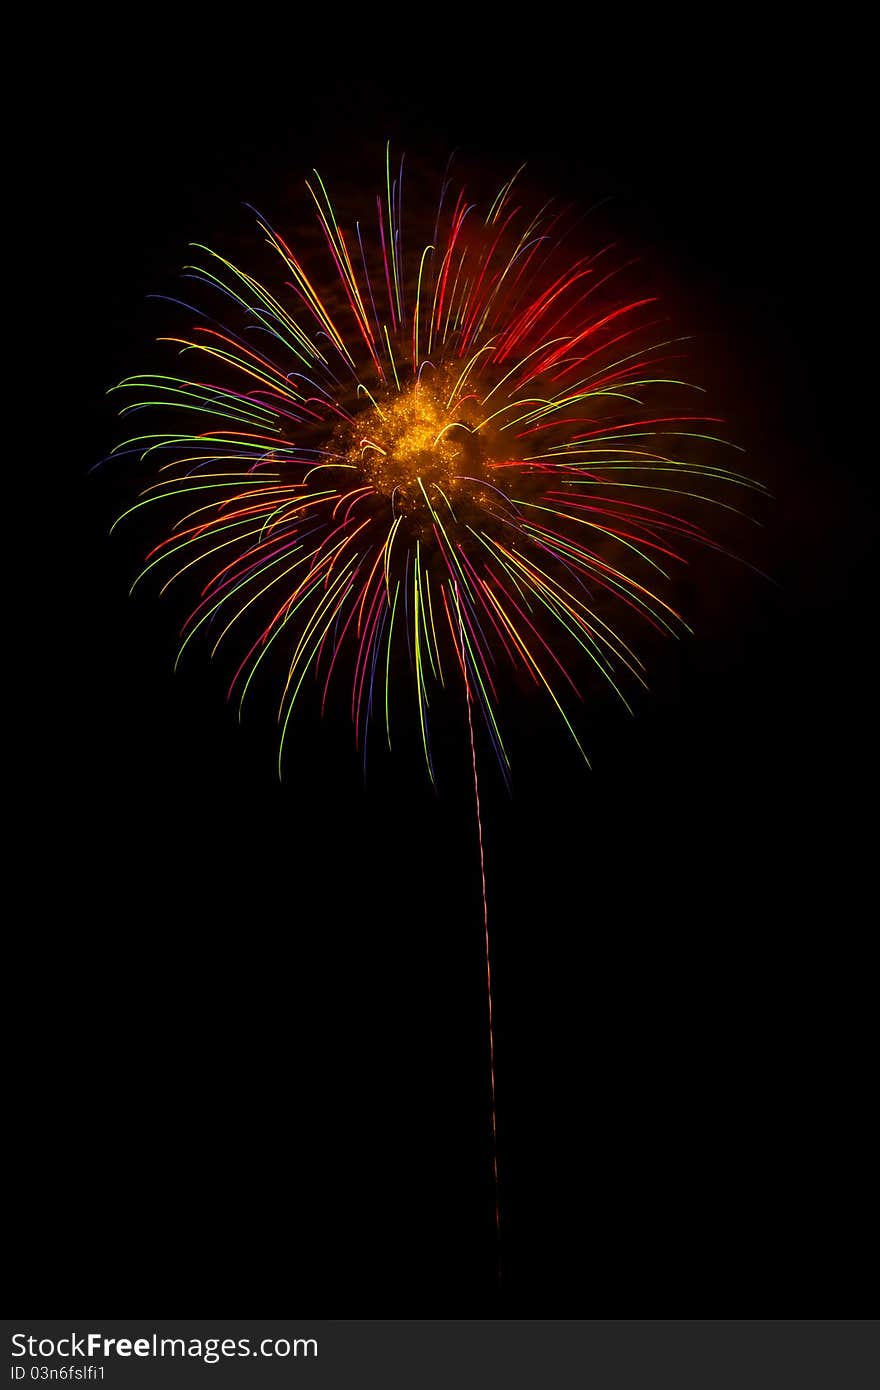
[110, 150, 759, 785]
[108, 148, 763, 1269]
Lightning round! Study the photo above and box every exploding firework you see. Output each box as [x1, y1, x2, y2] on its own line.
[110, 150, 758, 781]
[107, 148, 762, 1268]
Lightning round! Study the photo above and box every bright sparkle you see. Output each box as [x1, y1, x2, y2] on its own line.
[344, 376, 489, 520]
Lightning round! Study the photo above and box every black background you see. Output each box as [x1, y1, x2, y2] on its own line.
[16, 29, 873, 1313]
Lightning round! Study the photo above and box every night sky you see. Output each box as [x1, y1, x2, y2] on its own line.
[18, 36, 873, 1314]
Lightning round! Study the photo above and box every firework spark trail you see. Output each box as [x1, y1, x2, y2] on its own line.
[457, 584, 501, 1268]
[108, 146, 763, 1279]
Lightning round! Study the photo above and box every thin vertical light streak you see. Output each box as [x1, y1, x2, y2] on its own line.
[459, 588, 502, 1271]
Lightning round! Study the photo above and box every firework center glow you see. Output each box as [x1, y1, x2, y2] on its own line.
[345, 378, 490, 519]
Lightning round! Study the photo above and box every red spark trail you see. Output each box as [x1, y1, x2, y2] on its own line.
[461, 605, 501, 1277]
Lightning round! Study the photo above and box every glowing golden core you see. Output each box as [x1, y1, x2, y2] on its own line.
[347, 379, 485, 517]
